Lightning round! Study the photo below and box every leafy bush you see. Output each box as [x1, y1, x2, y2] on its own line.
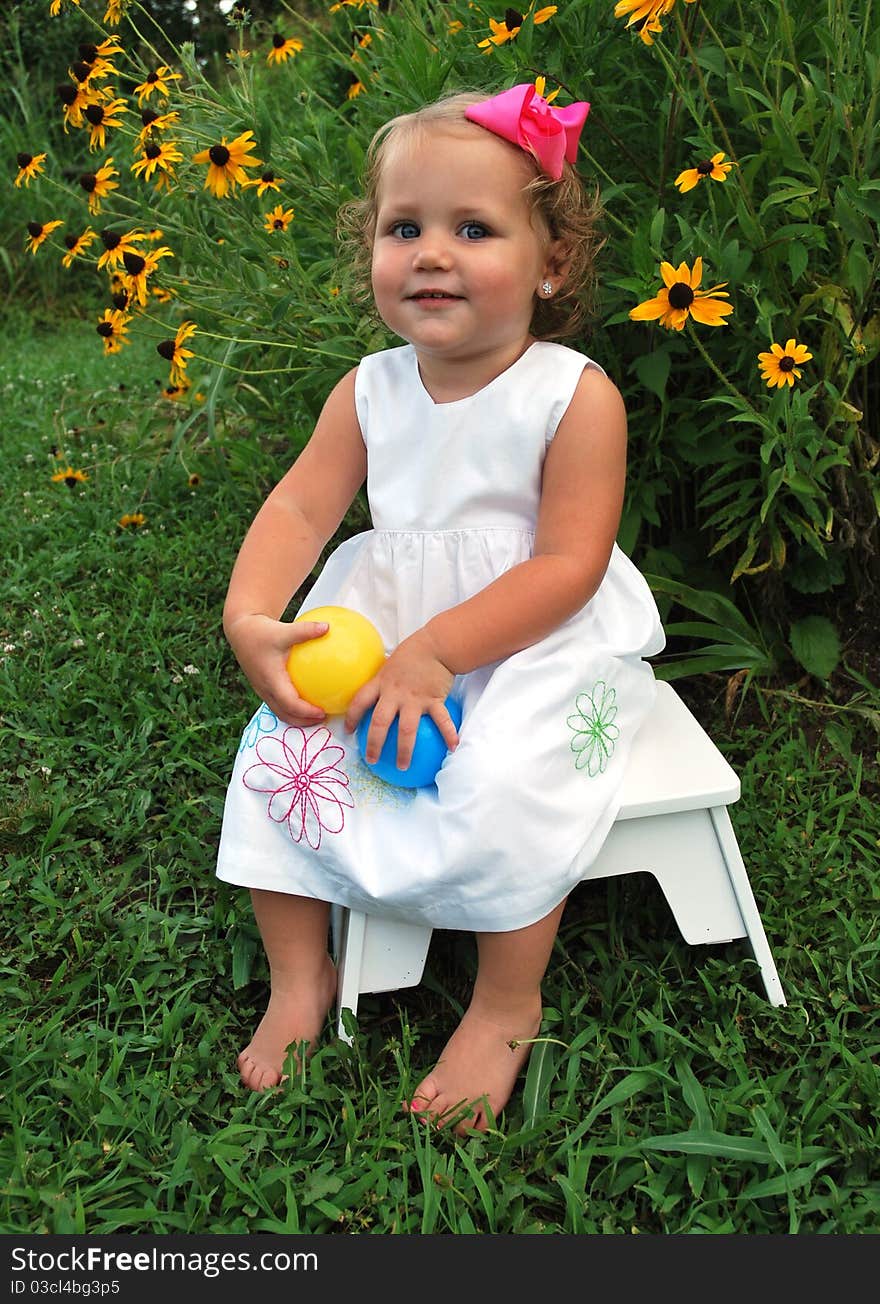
[3, 0, 877, 681]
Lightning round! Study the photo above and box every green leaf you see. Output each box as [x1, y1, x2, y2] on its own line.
[787, 241, 808, 283]
[789, 615, 841, 679]
[633, 349, 671, 400]
[522, 1039, 558, 1128]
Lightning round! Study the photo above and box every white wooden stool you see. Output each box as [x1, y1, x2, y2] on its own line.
[331, 682, 786, 1041]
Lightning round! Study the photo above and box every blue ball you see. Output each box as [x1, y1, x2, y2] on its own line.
[357, 696, 463, 788]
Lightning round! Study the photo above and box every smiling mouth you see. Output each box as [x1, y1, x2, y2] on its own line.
[408, 291, 463, 300]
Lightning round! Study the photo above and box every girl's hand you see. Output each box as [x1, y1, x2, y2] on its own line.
[345, 630, 458, 770]
[226, 613, 330, 727]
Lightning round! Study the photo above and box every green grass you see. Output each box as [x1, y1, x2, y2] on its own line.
[1, 322, 878, 1235]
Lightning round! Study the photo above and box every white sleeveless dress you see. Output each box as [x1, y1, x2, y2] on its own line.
[215, 342, 665, 932]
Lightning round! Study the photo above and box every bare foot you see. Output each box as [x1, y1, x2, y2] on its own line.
[237, 955, 337, 1092]
[406, 993, 543, 1135]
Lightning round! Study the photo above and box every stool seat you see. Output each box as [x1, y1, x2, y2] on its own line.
[617, 682, 739, 818]
[331, 682, 785, 1040]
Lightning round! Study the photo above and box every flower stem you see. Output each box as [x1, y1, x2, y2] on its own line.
[687, 324, 756, 410]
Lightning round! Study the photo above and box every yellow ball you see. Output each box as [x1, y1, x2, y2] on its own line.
[286, 605, 385, 714]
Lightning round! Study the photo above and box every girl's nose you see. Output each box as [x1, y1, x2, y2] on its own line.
[412, 236, 453, 271]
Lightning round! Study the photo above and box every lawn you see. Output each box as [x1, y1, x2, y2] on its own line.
[1, 318, 877, 1235]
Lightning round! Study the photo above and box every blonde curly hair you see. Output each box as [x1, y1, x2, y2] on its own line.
[336, 89, 604, 341]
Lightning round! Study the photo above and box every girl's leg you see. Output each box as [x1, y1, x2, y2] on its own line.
[407, 898, 566, 1135]
[237, 889, 337, 1092]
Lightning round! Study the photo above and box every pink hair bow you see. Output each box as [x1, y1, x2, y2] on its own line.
[465, 83, 590, 180]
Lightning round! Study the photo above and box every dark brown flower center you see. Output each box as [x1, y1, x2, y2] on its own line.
[272, 33, 286, 48]
[64, 234, 79, 249]
[27, 222, 43, 238]
[17, 152, 33, 168]
[667, 282, 695, 310]
[147, 71, 159, 83]
[273, 219, 284, 229]
[79, 173, 97, 192]
[79, 44, 98, 63]
[779, 355, 795, 372]
[100, 229, 121, 249]
[112, 292, 129, 310]
[209, 144, 230, 167]
[697, 159, 714, 175]
[261, 170, 275, 182]
[156, 340, 177, 360]
[64, 475, 78, 487]
[145, 143, 162, 159]
[72, 61, 92, 83]
[85, 104, 106, 125]
[96, 321, 114, 337]
[57, 84, 78, 106]
[122, 251, 146, 275]
[141, 109, 159, 126]
[504, 8, 524, 30]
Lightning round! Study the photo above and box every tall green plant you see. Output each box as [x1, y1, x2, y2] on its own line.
[5, 0, 878, 655]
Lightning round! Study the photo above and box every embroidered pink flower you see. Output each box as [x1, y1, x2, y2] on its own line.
[243, 726, 354, 850]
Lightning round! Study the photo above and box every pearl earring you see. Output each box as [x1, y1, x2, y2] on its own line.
[541, 280, 553, 296]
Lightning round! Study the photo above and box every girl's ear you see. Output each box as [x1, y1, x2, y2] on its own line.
[541, 238, 573, 292]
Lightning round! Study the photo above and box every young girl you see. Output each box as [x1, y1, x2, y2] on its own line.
[216, 83, 664, 1134]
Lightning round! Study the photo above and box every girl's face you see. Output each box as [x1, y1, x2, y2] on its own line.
[371, 127, 560, 370]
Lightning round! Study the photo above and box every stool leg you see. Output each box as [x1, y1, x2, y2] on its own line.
[710, 806, 787, 1007]
[334, 908, 367, 1043]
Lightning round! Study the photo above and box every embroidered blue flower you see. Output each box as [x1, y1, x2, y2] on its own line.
[238, 702, 279, 753]
[567, 681, 619, 776]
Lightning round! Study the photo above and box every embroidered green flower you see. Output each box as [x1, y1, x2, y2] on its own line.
[567, 681, 619, 776]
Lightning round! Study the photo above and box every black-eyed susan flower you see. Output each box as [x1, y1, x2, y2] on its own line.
[26, 219, 63, 254]
[675, 151, 736, 193]
[57, 80, 93, 131]
[244, 169, 282, 197]
[156, 320, 197, 387]
[80, 38, 125, 63]
[187, 472, 201, 487]
[97, 227, 148, 271]
[267, 34, 304, 64]
[152, 285, 175, 304]
[330, 0, 378, 10]
[131, 139, 183, 191]
[83, 97, 128, 152]
[121, 245, 174, 306]
[96, 307, 131, 354]
[50, 0, 81, 15]
[757, 339, 813, 389]
[346, 80, 365, 100]
[14, 152, 47, 187]
[104, 0, 125, 22]
[477, 5, 557, 50]
[137, 108, 181, 143]
[614, 0, 696, 46]
[161, 379, 190, 401]
[533, 75, 560, 103]
[192, 130, 262, 198]
[629, 257, 733, 331]
[71, 48, 120, 84]
[352, 33, 372, 61]
[79, 159, 119, 215]
[264, 204, 294, 232]
[51, 465, 89, 486]
[118, 512, 146, 529]
[61, 228, 97, 267]
[134, 66, 183, 105]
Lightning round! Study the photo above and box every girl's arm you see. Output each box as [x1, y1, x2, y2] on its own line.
[348, 367, 627, 766]
[224, 366, 367, 725]
[424, 366, 627, 669]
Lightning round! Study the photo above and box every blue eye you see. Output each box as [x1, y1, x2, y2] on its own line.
[460, 221, 489, 240]
[391, 221, 420, 239]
